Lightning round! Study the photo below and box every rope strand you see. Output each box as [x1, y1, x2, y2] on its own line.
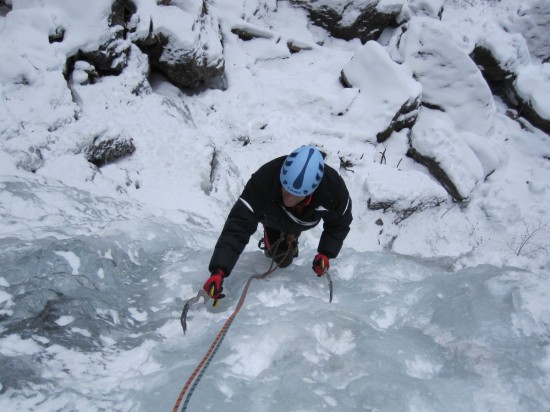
[173, 242, 292, 412]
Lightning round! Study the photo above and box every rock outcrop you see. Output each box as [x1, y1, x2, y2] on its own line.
[291, 0, 404, 44]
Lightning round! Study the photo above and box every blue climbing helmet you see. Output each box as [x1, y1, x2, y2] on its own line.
[280, 146, 325, 196]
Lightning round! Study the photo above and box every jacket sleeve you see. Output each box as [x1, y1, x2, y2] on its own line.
[208, 174, 266, 276]
[317, 177, 352, 259]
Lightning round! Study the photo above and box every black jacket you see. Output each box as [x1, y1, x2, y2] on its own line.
[209, 156, 352, 275]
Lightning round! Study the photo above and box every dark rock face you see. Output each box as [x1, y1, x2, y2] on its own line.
[470, 45, 518, 108]
[470, 29, 550, 134]
[376, 97, 421, 143]
[291, 0, 403, 44]
[471, 46, 513, 83]
[0, 0, 11, 16]
[517, 103, 550, 133]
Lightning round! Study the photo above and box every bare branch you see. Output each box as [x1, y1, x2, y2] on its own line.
[506, 215, 549, 258]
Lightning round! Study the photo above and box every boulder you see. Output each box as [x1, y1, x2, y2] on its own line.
[471, 30, 531, 83]
[341, 40, 421, 143]
[470, 28, 531, 107]
[76, 0, 134, 75]
[513, 64, 550, 134]
[131, 1, 225, 90]
[470, 26, 550, 133]
[85, 130, 136, 167]
[408, 108, 485, 202]
[79, 31, 130, 76]
[231, 23, 273, 41]
[395, 17, 496, 136]
[365, 162, 448, 223]
[291, 0, 404, 44]
[48, 27, 65, 44]
[287, 39, 314, 54]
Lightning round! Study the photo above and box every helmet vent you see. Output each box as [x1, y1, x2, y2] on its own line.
[280, 146, 325, 196]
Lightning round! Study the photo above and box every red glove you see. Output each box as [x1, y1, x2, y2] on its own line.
[203, 269, 226, 306]
[312, 253, 329, 277]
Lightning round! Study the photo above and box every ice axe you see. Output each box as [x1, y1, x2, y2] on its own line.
[322, 269, 333, 303]
[180, 289, 210, 334]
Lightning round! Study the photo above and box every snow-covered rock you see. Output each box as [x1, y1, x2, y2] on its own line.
[292, 0, 405, 44]
[395, 17, 496, 136]
[513, 64, 550, 133]
[460, 131, 501, 178]
[0, 7, 79, 139]
[469, 24, 550, 134]
[341, 40, 421, 142]
[408, 108, 485, 201]
[365, 162, 448, 222]
[397, 0, 444, 23]
[131, 1, 225, 90]
[471, 28, 531, 82]
[84, 129, 136, 167]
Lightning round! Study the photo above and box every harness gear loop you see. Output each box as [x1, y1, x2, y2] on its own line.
[174, 247, 292, 412]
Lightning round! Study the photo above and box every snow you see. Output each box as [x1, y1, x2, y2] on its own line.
[55, 315, 75, 326]
[1, 0, 550, 411]
[54, 251, 81, 275]
[399, 0, 444, 20]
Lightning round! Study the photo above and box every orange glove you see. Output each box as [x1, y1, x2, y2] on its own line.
[312, 253, 329, 277]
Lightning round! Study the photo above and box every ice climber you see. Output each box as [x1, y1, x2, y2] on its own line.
[203, 146, 353, 305]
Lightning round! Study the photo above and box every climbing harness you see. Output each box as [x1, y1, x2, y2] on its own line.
[175, 236, 333, 411]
